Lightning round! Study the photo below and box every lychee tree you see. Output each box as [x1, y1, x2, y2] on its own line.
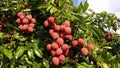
[0, 0, 120, 68]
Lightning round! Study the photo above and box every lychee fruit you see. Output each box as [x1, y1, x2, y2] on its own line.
[60, 25, 66, 32]
[29, 23, 35, 27]
[56, 38, 64, 46]
[81, 48, 88, 56]
[63, 20, 70, 27]
[19, 15, 25, 20]
[51, 50, 56, 56]
[22, 24, 28, 30]
[65, 27, 71, 34]
[48, 16, 55, 23]
[49, 29, 54, 36]
[19, 25, 23, 30]
[87, 44, 94, 51]
[51, 32, 59, 40]
[28, 26, 34, 33]
[54, 25, 60, 32]
[31, 18, 36, 23]
[52, 57, 59, 66]
[58, 55, 65, 62]
[26, 15, 32, 21]
[16, 18, 21, 24]
[65, 35, 73, 41]
[46, 44, 52, 51]
[78, 38, 84, 47]
[61, 44, 69, 51]
[51, 42, 59, 50]
[72, 40, 78, 48]
[56, 48, 63, 56]
[44, 20, 49, 27]
[22, 18, 29, 24]
[17, 12, 23, 17]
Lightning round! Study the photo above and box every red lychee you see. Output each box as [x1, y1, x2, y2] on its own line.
[51, 50, 56, 56]
[28, 26, 34, 33]
[65, 27, 71, 34]
[48, 16, 55, 23]
[60, 25, 66, 32]
[58, 55, 65, 62]
[22, 18, 29, 24]
[56, 48, 63, 56]
[51, 32, 59, 40]
[63, 20, 70, 27]
[54, 25, 60, 32]
[46, 44, 52, 51]
[78, 38, 84, 47]
[17, 12, 23, 17]
[31, 18, 36, 23]
[29, 23, 35, 27]
[52, 57, 59, 66]
[49, 29, 54, 36]
[72, 40, 78, 48]
[81, 48, 88, 56]
[22, 24, 28, 30]
[16, 18, 21, 24]
[65, 35, 73, 41]
[26, 15, 32, 21]
[61, 44, 69, 51]
[44, 20, 49, 27]
[87, 44, 94, 51]
[51, 42, 59, 50]
[56, 38, 64, 46]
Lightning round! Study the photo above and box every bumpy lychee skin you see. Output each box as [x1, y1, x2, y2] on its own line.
[31, 18, 36, 23]
[81, 48, 88, 56]
[65, 27, 71, 34]
[16, 18, 21, 24]
[22, 18, 29, 24]
[87, 44, 94, 51]
[60, 25, 66, 32]
[29, 23, 35, 28]
[51, 50, 56, 56]
[54, 25, 60, 32]
[28, 27, 34, 33]
[52, 57, 59, 66]
[51, 42, 59, 50]
[20, 15, 25, 20]
[44, 20, 49, 27]
[26, 15, 32, 21]
[78, 38, 84, 47]
[56, 48, 63, 56]
[72, 40, 78, 48]
[49, 29, 54, 36]
[63, 20, 70, 27]
[61, 44, 70, 51]
[48, 16, 55, 23]
[22, 25, 28, 30]
[51, 32, 59, 40]
[17, 12, 23, 17]
[19, 25, 23, 30]
[46, 44, 52, 51]
[58, 55, 65, 62]
[65, 35, 73, 41]
[56, 38, 64, 46]
[59, 33, 65, 38]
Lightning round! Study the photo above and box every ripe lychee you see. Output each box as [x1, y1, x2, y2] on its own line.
[16, 18, 21, 24]
[48, 16, 55, 23]
[22, 25, 28, 30]
[60, 25, 66, 32]
[22, 18, 29, 24]
[63, 20, 70, 27]
[78, 38, 84, 47]
[72, 40, 78, 48]
[29, 23, 35, 27]
[58, 55, 65, 62]
[49, 29, 54, 36]
[51, 50, 56, 56]
[31, 18, 36, 23]
[65, 35, 73, 41]
[19, 25, 23, 30]
[51, 32, 59, 40]
[61, 44, 69, 51]
[54, 25, 60, 32]
[17, 12, 23, 17]
[87, 44, 94, 51]
[46, 44, 52, 51]
[65, 27, 71, 34]
[81, 48, 88, 56]
[28, 26, 34, 33]
[56, 48, 63, 56]
[51, 42, 59, 50]
[44, 20, 49, 27]
[26, 15, 32, 21]
[56, 38, 64, 46]
[52, 57, 59, 66]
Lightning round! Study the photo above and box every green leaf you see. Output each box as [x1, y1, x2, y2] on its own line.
[32, 62, 42, 68]
[14, 46, 25, 59]
[3, 48, 13, 60]
[43, 59, 49, 68]
[25, 58, 32, 65]
[34, 45, 43, 58]
[82, 1, 89, 12]
[27, 49, 35, 60]
[77, 2, 83, 12]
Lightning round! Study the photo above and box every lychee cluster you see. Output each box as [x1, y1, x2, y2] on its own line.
[16, 12, 36, 33]
[44, 16, 94, 66]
